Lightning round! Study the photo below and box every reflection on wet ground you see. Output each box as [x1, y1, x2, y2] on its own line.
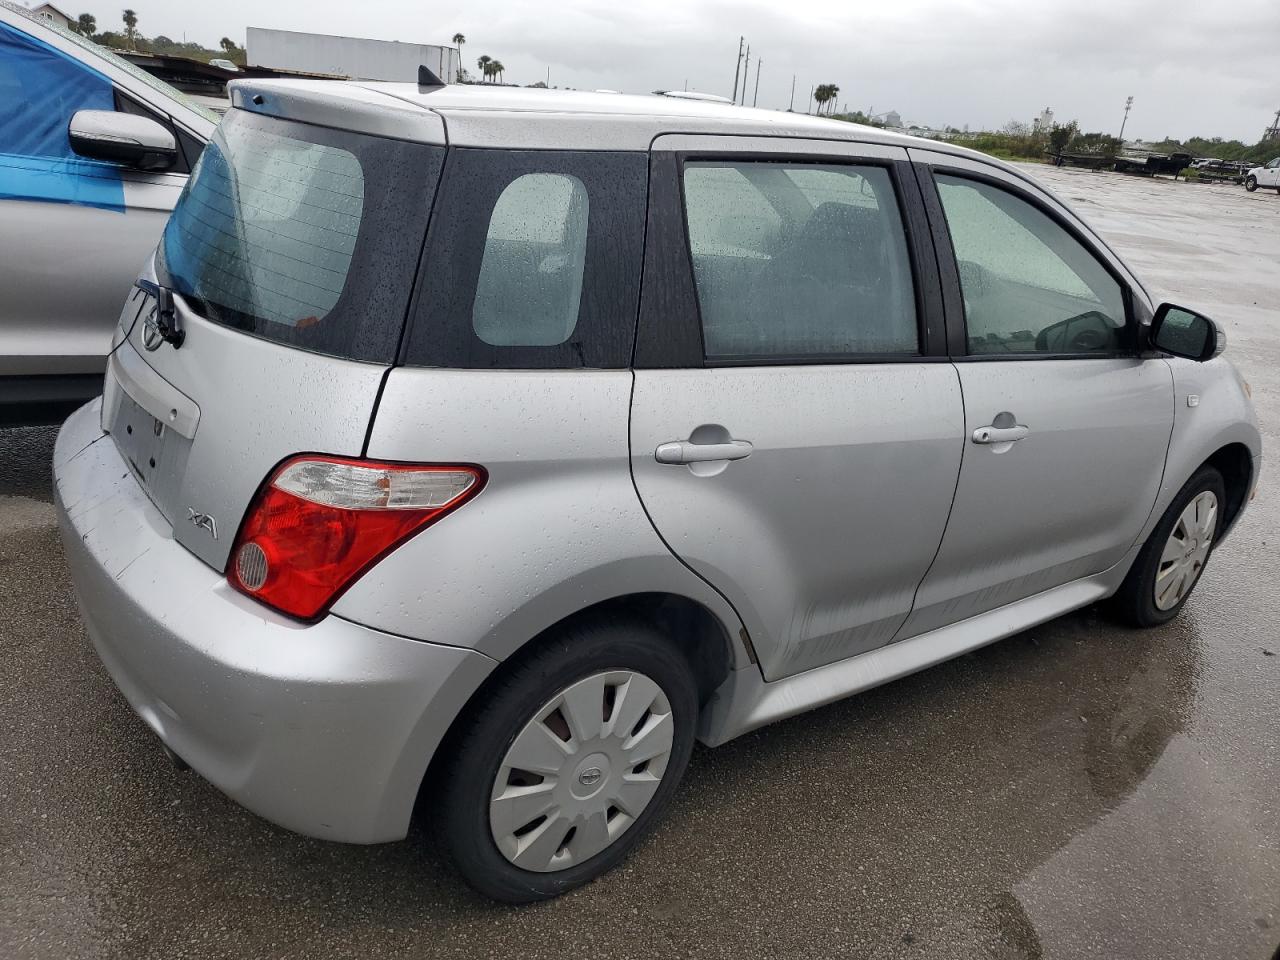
[2, 167, 1278, 959]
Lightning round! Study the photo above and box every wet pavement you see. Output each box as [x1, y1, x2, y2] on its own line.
[2, 165, 1278, 959]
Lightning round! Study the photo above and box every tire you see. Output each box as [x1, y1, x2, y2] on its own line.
[1244, 175, 1257, 192]
[1112, 466, 1226, 627]
[439, 618, 698, 902]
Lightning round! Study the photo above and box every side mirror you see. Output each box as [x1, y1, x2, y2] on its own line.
[68, 110, 178, 172]
[1150, 303, 1225, 362]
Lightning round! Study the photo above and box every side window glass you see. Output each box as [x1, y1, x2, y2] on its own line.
[473, 173, 589, 346]
[935, 174, 1126, 355]
[682, 161, 918, 359]
[0, 21, 114, 162]
[406, 149, 648, 370]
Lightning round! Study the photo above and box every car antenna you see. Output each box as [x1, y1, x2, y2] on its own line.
[417, 65, 446, 89]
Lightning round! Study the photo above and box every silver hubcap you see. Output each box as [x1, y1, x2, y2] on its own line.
[489, 670, 674, 873]
[1154, 490, 1217, 611]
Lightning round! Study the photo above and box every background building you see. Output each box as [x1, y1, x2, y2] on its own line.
[27, 2, 71, 30]
[245, 27, 459, 83]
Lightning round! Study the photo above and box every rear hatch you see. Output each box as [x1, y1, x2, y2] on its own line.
[102, 93, 446, 570]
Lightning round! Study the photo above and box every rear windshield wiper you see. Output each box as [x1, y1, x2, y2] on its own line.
[134, 278, 186, 350]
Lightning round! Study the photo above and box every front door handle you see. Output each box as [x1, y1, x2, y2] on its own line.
[655, 439, 753, 464]
[972, 424, 1030, 444]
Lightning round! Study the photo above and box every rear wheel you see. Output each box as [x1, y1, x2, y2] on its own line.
[1244, 175, 1258, 192]
[440, 619, 698, 902]
[1113, 467, 1225, 627]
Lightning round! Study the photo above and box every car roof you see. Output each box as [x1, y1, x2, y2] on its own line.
[228, 77, 1002, 166]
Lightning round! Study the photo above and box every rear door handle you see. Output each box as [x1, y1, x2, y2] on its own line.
[655, 439, 753, 464]
[972, 425, 1030, 444]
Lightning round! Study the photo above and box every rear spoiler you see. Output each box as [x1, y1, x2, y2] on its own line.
[227, 78, 446, 145]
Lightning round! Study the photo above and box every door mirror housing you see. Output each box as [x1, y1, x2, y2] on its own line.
[1150, 303, 1225, 362]
[68, 110, 178, 172]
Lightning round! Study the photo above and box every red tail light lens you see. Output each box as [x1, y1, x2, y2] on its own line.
[227, 455, 484, 621]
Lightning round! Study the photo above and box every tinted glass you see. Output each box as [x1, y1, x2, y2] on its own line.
[160, 109, 444, 362]
[936, 174, 1126, 356]
[406, 149, 647, 370]
[682, 162, 918, 359]
[473, 173, 589, 346]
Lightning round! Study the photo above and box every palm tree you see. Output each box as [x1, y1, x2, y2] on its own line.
[122, 8, 138, 48]
[451, 33, 465, 82]
[75, 13, 96, 36]
[491, 60, 504, 84]
[812, 84, 829, 115]
[813, 83, 840, 115]
[477, 54, 492, 83]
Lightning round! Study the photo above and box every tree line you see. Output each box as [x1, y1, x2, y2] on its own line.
[68, 9, 245, 65]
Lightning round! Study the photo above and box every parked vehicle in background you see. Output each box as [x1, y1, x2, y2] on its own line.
[54, 80, 1261, 902]
[1244, 157, 1280, 192]
[1189, 158, 1252, 185]
[0, 0, 215, 423]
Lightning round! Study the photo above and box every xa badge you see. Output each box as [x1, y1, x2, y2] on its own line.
[187, 508, 218, 541]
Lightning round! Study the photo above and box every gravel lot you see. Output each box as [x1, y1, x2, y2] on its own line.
[2, 165, 1277, 960]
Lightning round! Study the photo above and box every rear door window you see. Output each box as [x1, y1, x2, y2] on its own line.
[405, 149, 647, 369]
[681, 161, 919, 359]
[160, 108, 444, 363]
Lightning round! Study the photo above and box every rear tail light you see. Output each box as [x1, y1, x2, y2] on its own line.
[228, 455, 484, 621]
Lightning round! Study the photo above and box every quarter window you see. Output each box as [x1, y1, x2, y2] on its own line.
[405, 149, 648, 370]
[682, 162, 918, 359]
[473, 173, 589, 346]
[935, 174, 1126, 355]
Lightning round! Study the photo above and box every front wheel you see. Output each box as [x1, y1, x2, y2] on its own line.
[440, 619, 698, 902]
[1113, 466, 1225, 627]
[1244, 175, 1258, 192]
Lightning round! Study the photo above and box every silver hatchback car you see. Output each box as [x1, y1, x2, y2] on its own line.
[54, 78, 1261, 902]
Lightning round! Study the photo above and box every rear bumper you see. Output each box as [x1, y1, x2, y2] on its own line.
[53, 401, 497, 843]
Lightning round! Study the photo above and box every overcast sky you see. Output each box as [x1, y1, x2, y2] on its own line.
[68, 0, 1279, 142]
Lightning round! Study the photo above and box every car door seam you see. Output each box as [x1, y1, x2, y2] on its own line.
[625, 368, 762, 680]
[890, 360, 969, 644]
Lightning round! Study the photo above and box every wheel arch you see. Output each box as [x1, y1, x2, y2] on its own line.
[1202, 442, 1254, 540]
[414, 590, 741, 814]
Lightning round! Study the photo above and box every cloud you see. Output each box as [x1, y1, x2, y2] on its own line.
[78, 0, 1279, 141]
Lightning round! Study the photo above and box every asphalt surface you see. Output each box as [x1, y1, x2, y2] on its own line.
[2, 166, 1278, 960]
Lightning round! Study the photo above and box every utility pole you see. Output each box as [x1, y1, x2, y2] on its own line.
[737, 36, 747, 104]
[1265, 108, 1280, 141]
[1118, 95, 1133, 142]
[788, 74, 795, 112]
[808, 84, 814, 115]
[741, 45, 750, 105]
[752, 59, 761, 107]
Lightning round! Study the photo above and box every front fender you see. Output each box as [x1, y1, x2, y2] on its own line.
[1143, 356, 1262, 545]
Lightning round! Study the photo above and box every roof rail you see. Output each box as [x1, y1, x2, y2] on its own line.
[656, 90, 734, 104]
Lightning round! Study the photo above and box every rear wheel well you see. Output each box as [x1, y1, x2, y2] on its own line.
[1203, 443, 1253, 537]
[415, 592, 736, 815]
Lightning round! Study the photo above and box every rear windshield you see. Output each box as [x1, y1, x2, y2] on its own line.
[159, 108, 443, 363]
